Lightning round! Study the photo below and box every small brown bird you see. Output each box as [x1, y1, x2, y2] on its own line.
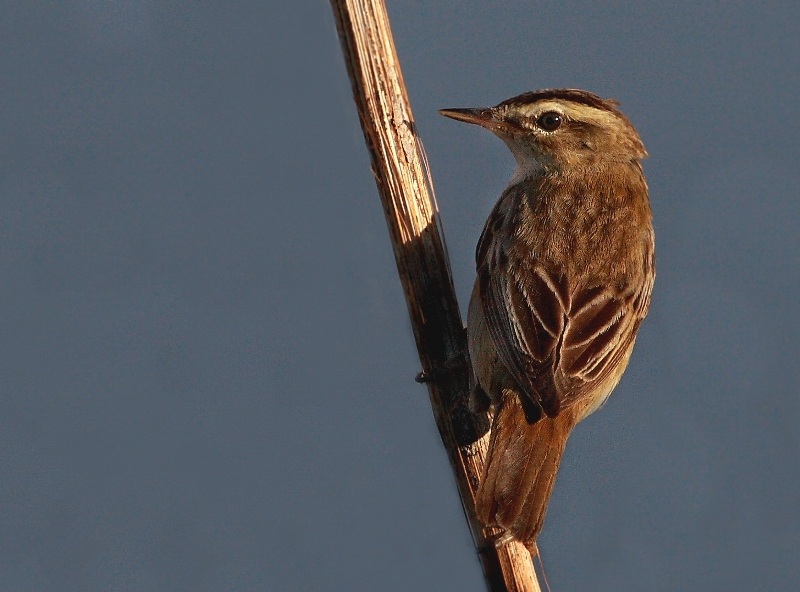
[440, 89, 654, 550]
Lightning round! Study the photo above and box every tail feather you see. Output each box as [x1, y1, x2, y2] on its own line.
[476, 391, 576, 545]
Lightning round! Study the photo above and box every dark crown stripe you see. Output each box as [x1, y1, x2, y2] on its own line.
[497, 88, 621, 112]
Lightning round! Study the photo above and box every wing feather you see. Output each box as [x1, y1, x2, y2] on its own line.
[474, 185, 654, 417]
[479, 259, 566, 417]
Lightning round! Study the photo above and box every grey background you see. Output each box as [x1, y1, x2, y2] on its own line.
[1, 1, 798, 590]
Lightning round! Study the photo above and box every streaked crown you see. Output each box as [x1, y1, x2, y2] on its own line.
[440, 89, 647, 171]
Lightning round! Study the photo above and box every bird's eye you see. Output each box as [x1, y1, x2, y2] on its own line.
[536, 111, 563, 131]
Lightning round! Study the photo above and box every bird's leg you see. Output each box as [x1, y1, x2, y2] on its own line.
[469, 383, 492, 413]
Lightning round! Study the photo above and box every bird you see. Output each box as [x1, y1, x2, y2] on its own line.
[440, 88, 655, 551]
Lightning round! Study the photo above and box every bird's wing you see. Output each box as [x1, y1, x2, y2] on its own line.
[557, 273, 651, 409]
[479, 255, 567, 418]
[478, 234, 653, 418]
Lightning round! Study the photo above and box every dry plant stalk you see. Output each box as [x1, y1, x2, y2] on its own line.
[329, 1, 542, 590]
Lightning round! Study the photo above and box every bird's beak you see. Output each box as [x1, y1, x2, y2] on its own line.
[439, 107, 516, 135]
[438, 107, 497, 129]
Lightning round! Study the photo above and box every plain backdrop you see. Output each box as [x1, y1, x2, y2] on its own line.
[1, 2, 798, 591]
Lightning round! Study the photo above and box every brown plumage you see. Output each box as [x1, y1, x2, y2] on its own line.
[441, 89, 654, 549]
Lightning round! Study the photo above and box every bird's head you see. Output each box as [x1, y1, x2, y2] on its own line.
[440, 89, 647, 176]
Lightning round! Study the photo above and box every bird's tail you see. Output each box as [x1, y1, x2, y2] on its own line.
[476, 392, 577, 547]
